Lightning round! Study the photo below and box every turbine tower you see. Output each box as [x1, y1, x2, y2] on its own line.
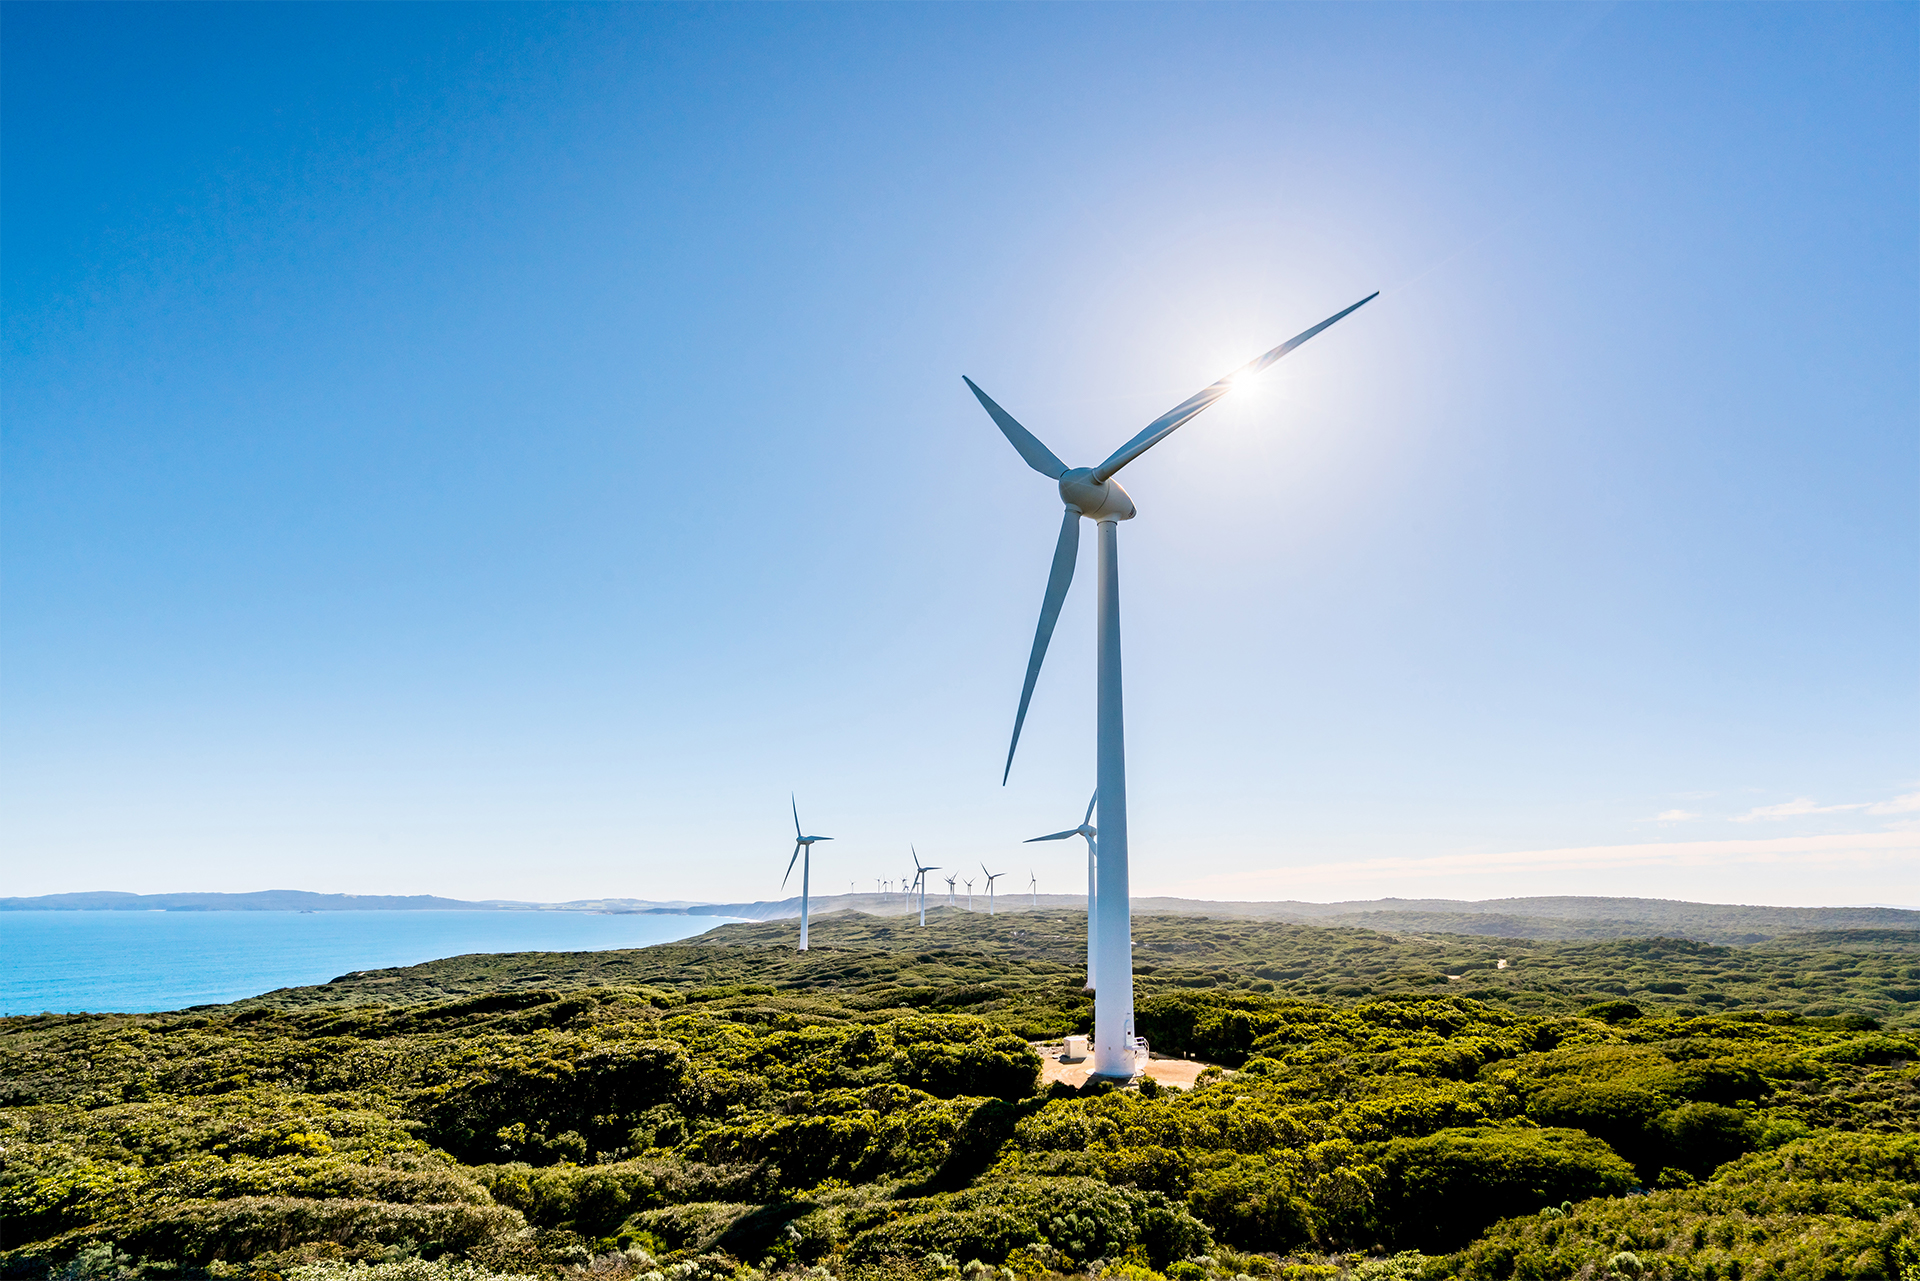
[784, 797, 832, 952]
[968, 292, 1376, 1077]
[945, 874, 957, 905]
[964, 877, 974, 910]
[1026, 790, 1098, 988]
[910, 846, 941, 926]
[980, 864, 1006, 915]
[1027, 871, 1039, 910]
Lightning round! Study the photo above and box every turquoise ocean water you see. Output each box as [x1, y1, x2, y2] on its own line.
[1, 910, 738, 1015]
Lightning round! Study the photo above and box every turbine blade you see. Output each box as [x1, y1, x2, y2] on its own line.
[1003, 507, 1081, 784]
[964, 377, 1069, 479]
[1090, 292, 1379, 483]
[1025, 829, 1080, 843]
[1083, 789, 1098, 826]
[792, 795, 803, 841]
[782, 843, 801, 890]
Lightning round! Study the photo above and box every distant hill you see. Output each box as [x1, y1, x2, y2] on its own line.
[7, 889, 1914, 945]
[682, 892, 1920, 945]
[0, 890, 703, 912]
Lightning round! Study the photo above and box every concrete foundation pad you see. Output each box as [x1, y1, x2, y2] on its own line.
[1034, 1042, 1214, 1091]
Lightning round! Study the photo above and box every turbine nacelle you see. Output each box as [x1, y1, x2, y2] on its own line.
[1058, 469, 1135, 523]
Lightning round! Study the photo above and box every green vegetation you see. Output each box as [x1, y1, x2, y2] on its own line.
[3, 913, 1915, 1281]
[688, 897, 1920, 947]
[237, 910, 1920, 1030]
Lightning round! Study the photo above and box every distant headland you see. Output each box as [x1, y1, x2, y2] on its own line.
[3, 888, 1914, 945]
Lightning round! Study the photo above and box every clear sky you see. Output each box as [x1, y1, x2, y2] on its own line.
[5, 3, 1915, 908]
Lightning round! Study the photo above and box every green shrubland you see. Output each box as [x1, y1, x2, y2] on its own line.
[228, 912, 1920, 1030]
[2, 914, 1916, 1281]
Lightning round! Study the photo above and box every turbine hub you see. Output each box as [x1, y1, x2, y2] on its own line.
[1058, 468, 1136, 521]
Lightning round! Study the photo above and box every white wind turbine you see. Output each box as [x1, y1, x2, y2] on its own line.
[968, 293, 1377, 1077]
[910, 846, 942, 926]
[964, 877, 974, 910]
[783, 797, 832, 952]
[1026, 790, 1098, 989]
[945, 874, 957, 905]
[1027, 871, 1038, 910]
[980, 864, 1006, 915]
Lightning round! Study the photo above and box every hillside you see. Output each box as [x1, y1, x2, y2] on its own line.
[667, 895, 1920, 945]
[2, 914, 1914, 1281]
[232, 909, 1920, 1031]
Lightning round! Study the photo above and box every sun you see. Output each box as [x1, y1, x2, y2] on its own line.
[1216, 361, 1271, 403]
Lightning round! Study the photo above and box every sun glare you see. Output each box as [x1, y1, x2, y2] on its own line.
[1217, 363, 1276, 406]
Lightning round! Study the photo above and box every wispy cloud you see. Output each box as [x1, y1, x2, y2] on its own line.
[1867, 791, 1920, 816]
[1159, 830, 1919, 903]
[1729, 790, 1920, 822]
[1652, 809, 1699, 822]
[1734, 797, 1864, 821]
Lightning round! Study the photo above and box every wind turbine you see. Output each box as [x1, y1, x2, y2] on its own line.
[784, 797, 832, 952]
[967, 292, 1377, 1077]
[945, 873, 957, 904]
[1028, 871, 1039, 910]
[1026, 790, 1098, 988]
[910, 847, 941, 926]
[964, 877, 974, 909]
[980, 864, 1006, 915]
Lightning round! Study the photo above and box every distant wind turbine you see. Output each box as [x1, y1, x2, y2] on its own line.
[945, 874, 957, 904]
[968, 292, 1376, 1076]
[980, 864, 1006, 915]
[784, 797, 832, 952]
[1026, 789, 1098, 988]
[1028, 871, 1038, 910]
[910, 847, 941, 926]
[964, 877, 974, 910]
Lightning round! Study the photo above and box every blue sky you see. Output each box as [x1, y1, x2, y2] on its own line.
[5, 3, 1914, 907]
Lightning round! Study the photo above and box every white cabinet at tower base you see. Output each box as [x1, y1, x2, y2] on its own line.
[1059, 1034, 1150, 1073]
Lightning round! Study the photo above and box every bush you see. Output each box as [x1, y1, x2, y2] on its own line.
[1364, 1127, 1636, 1251]
[422, 1040, 695, 1165]
[1523, 1083, 1666, 1175]
[1186, 1157, 1315, 1253]
[1658, 1102, 1756, 1179]
[286, 1261, 541, 1281]
[845, 1177, 1208, 1269]
[81, 1196, 524, 1263]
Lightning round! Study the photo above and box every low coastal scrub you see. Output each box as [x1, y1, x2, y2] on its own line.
[3, 918, 1915, 1280]
[212, 913, 1920, 1032]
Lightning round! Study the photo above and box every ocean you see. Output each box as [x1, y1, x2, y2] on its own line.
[1, 909, 741, 1015]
